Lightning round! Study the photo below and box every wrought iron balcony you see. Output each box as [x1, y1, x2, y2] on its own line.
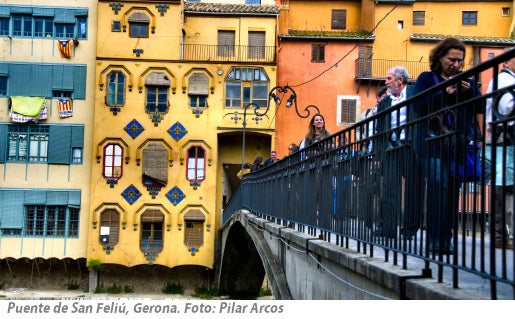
[181, 44, 276, 63]
[355, 58, 430, 83]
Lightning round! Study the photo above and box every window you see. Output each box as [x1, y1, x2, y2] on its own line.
[331, 10, 346, 30]
[72, 147, 83, 164]
[183, 209, 205, 249]
[0, 17, 9, 36]
[12, 14, 33, 37]
[1, 124, 85, 165]
[502, 8, 511, 17]
[25, 205, 79, 237]
[397, 20, 404, 30]
[0, 8, 88, 39]
[142, 143, 168, 189]
[53, 90, 72, 98]
[248, 31, 265, 59]
[128, 12, 149, 38]
[225, 67, 269, 108]
[103, 143, 123, 179]
[8, 125, 49, 162]
[218, 30, 235, 57]
[462, 11, 477, 25]
[145, 72, 170, 114]
[188, 72, 209, 108]
[0, 76, 6, 96]
[34, 17, 53, 37]
[337, 95, 360, 125]
[76, 16, 87, 39]
[107, 71, 125, 106]
[55, 23, 74, 38]
[112, 20, 121, 32]
[245, 0, 261, 4]
[1, 189, 81, 237]
[100, 209, 119, 246]
[187, 146, 206, 182]
[311, 44, 325, 63]
[413, 11, 425, 26]
[46, 206, 66, 236]
[140, 210, 164, 253]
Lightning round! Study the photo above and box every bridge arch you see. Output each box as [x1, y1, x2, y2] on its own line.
[217, 210, 292, 299]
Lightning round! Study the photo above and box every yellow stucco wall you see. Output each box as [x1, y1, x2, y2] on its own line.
[88, 1, 277, 269]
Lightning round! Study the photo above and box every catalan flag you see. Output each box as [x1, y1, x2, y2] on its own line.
[57, 98, 73, 117]
[58, 40, 72, 58]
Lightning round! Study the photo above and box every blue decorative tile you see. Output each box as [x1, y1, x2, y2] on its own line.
[124, 119, 144, 139]
[168, 122, 187, 141]
[122, 184, 141, 205]
[166, 186, 185, 206]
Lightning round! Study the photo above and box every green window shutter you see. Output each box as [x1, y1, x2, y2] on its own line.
[68, 190, 81, 207]
[0, 123, 7, 163]
[0, 189, 24, 229]
[72, 65, 87, 99]
[71, 125, 84, 147]
[48, 125, 72, 164]
[46, 190, 69, 205]
[23, 189, 47, 204]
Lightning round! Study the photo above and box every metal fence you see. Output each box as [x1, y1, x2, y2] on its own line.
[224, 49, 515, 299]
[181, 44, 276, 63]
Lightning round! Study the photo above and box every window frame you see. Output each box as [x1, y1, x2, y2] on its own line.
[337, 95, 360, 125]
[106, 71, 126, 107]
[331, 9, 346, 30]
[103, 143, 123, 179]
[8, 125, 49, 163]
[24, 205, 79, 238]
[225, 67, 269, 108]
[100, 209, 120, 246]
[186, 146, 206, 182]
[462, 11, 478, 25]
[413, 11, 425, 26]
[311, 43, 326, 63]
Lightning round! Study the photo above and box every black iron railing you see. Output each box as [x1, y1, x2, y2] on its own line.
[181, 44, 276, 63]
[224, 49, 515, 299]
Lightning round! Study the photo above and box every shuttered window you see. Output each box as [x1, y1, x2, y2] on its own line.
[217, 30, 235, 57]
[413, 11, 425, 26]
[339, 98, 357, 124]
[142, 143, 168, 187]
[331, 10, 346, 30]
[100, 209, 119, 245]
[188, 72, 209, 95]
[248, 31, 265, 59]
[128, 12, 149, 38]
[311, 44, 325, 63]
[184, 209, 205, 249]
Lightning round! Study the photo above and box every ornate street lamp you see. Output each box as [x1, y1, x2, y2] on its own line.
[240, 85, 321, 171]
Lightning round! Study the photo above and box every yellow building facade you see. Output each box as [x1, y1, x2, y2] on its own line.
[88, 0, 278, 285]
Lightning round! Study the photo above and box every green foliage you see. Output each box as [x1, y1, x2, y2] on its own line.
[66, 280, 81, 290]
[259, 287, 272, 297]
[94, 285, 106, 294]
[161, 282, 184, 294]
[123, 285, 135, 293]
[191, 286, 220, 299]
[106, 283, 123, 294]
[87, 259, 103, 271]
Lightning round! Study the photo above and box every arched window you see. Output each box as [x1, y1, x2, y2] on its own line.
[107, 71, 125, 106]
[128, 12, 149, 38]
[183, 209, 205, 249]
[145, 72, 169, 114]
[188, 72, 209, 108]
[187, 146, 205, 182]
[103, 143, 123, 179]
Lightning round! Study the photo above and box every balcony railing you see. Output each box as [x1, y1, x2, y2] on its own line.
[355, 58, 472, 83]
[181, 44, 276, 63]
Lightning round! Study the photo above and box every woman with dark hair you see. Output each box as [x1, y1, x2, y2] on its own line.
[413, 37, 482, 254]
[299, 113, 330, 150]
[250, 156, 263, 172]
